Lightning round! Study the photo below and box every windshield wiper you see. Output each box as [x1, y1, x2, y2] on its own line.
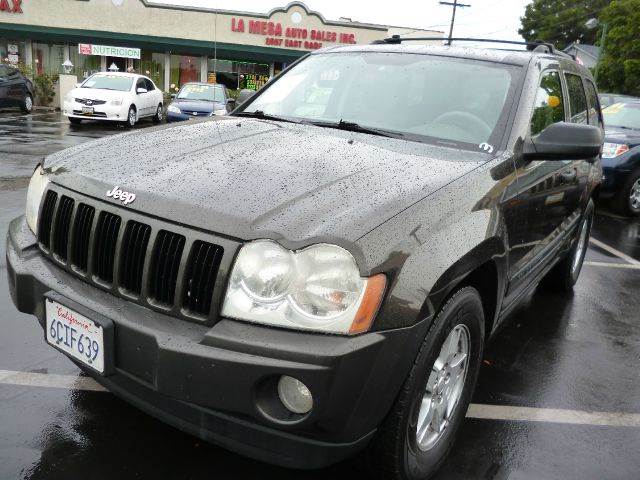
[234, 110, 299, 124]
[305, 119, 404, 139]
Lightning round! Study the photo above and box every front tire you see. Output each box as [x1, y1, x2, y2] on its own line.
[21, 94, 33, 114]
[152, 103, 163, 124]
[543, 199, 594, 292]
[124, 106, 137, 129]
[366, 287, 484, 480]
[613, 170, 640, 217]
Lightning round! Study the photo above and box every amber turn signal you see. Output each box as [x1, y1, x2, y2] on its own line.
[349, 274, 387, 335]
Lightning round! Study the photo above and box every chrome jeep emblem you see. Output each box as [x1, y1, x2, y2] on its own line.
[86, 100, 93, 106]
[106, 186, 136, 205]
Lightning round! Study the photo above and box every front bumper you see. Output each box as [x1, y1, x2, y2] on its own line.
[6, 216, 426, 469]
[63, 101, 128, 121]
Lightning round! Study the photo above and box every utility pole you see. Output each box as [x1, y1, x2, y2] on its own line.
[439, 0, 471, 45]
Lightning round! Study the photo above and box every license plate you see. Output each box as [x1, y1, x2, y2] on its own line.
[81, 106, 94, 114]
[45, 298, 104, 373]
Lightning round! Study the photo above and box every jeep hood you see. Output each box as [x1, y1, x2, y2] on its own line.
[44, 118, 487, 245]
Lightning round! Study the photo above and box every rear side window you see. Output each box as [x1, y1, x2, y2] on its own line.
[565, 73, 588, 124]
[144, 78, 155, 91]
[530, 71, 565, 136]
[584, 80, 603, 128]
[136, 78, 146, 90]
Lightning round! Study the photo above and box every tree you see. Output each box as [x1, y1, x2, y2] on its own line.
[519, 0, 611, 49]
[597, 0, 640, 95]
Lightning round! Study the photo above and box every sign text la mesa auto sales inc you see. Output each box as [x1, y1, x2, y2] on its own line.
[231, 18, 357, 50]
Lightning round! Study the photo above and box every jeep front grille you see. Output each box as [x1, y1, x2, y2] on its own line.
[35, 186, 236, 324]
[93, 211, 122, 283]
[119, 220, 151, 295]
[149, 230, 185, 305]
[38, 190, 57, 249]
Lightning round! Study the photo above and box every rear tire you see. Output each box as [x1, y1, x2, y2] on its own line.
[21, 94, 33, 114]
[365, 287, 484, 480]
[152, 104, 163, 124]
[613, 170, 640, 217]
[542, 199, 594, 292]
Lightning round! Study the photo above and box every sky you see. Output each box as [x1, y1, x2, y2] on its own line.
[153, 0, 532, 43]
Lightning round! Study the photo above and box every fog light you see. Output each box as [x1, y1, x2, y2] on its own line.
[277, 376, 313, 414]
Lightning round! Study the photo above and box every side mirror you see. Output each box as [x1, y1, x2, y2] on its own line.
[136, 87, 148, 94]
[236, 88, 255, 106]
[170, 93, 176, 99]
[75, 82, 81, 88]
[227, 98, 236, 107]
[523, 122, 603, 161]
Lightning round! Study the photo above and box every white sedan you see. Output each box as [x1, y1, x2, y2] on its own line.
[63, 72, 164, 128]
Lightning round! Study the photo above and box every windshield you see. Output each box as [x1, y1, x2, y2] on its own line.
[240, 52, 519, 149]
[177, 84, 225, 102]
[81, 74, 133, 92]
[603, 102, 640, 130]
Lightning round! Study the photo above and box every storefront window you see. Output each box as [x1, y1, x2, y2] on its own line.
[32, 42, 66, 76]
[135, 51, 165, 91]
[169, 54, 200, 92]
[70, 45, 101, 80]
[207, 57, 269, 91]
[0, 39, 27, 67]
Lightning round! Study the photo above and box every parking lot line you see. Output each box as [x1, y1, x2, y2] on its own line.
[466, 404, 640, 428]
[583, 261, 640, 270]
[589, 237, 640, 266]
[1, 369, 639, 428]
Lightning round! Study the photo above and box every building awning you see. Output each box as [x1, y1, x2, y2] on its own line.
[0, 22, 307, 63]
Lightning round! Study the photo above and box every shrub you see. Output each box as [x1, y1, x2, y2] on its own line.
[34, 73, 58, 106]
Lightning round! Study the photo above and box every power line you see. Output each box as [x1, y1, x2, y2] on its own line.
[440, 0, 471, 45]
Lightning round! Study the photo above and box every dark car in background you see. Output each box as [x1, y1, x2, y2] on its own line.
[166, 82, 234, 122]
[600, 102, 640, 215]
[7, 42, 603, 480]
[0, 63, 34, 113]
[599, 92, 640, 109]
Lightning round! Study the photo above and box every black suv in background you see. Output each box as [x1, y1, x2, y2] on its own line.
[0, 63, 34, 113]
[6, 40, 603, 479]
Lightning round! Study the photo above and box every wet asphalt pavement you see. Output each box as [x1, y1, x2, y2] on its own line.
[1, 110, 639, 480]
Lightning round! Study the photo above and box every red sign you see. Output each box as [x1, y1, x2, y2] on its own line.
[0, 0, 22, 14]
[231, 17, 357, 51]
[79, 43, 92, 55]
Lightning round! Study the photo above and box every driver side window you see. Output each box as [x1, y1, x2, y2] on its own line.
[530, 71, 565, 136]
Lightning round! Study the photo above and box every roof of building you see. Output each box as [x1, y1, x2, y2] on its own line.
[564, 43, 601, 60]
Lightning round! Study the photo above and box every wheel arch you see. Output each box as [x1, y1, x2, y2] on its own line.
[424, 237, 507, 340]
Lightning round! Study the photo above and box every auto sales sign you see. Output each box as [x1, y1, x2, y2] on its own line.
[0, 0, 22, 13]
[78, 43, 140, 59]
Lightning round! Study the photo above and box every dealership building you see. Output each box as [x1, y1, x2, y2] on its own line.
[0, 0, 442, 92]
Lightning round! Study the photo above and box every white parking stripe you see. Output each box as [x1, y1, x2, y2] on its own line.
[1, 369, 639, 428]
[0, 369, 106, 392]
[583, 261, 640, 270]
[590, 238, 640, 266]
[467, 404, 640, 428]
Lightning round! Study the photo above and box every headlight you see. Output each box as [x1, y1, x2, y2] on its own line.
[25, 165, 49, 234]
[602, 142, 629, 158]
[167, 104, 181, 114]
[111, 98, 123, 106]
[222, 240, 386, 334]
[212, 108, 227, 116]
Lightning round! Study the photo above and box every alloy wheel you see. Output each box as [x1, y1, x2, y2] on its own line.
[157, 106, 163, 122]
[128, 108, 136, 127]
[415, 324, 470, 451]
[24, 95, 33, 112]
[630, 178, 640, 212]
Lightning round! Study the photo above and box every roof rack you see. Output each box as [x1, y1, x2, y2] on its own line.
[370, 36, 575, 60]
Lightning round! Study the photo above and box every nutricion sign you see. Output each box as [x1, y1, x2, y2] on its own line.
[78, 43, 141, 59]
